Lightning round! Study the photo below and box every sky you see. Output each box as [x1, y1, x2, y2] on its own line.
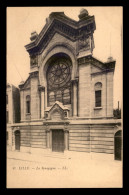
[7, 7, 123, 109]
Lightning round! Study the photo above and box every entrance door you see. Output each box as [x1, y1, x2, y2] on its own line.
[114, 131, 122, 160]
[52, 130, 64, 152]
[15, 130, 20, 150]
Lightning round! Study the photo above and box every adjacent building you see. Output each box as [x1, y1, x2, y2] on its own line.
[11, 9, 122, 160]
[6, 83, 20, 149]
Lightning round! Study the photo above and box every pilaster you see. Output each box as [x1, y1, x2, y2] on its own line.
[71, 79, 78, 117]
[38, 85, 45, 118]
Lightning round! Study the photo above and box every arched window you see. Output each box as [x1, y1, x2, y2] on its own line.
[15, 130, 20, 150]
[26, 95, 30, 113]
[95, 82, 102, 107]
[114, 130, 122, 160]
[47, 54, 72, 106]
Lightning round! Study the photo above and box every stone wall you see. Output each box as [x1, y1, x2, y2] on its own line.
[20, 125, 46, 149]
[30, 77, 40, 120]
[90, 124, 114, 154]
[78, 63, 91, 117]
[107, 72, 114, 117]
[11, 120, 121, 155]
[69, 124, 90, 152]
[20, 89, 30, 121]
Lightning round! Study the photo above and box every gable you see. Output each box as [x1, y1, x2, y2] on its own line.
[19, 76, 30, 90]
[25, 12, 96, 55]
[45, 101, 69, 120]
[24, 79, 30, 89]
[91, 64, 103, 74]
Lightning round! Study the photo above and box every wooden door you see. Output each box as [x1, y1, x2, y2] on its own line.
[15, 131, 20, 150]
[115, 131, 122, 160]
[52, 130, 64, 152]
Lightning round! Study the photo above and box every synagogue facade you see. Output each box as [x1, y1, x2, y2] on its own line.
[11, 9, 122, 160]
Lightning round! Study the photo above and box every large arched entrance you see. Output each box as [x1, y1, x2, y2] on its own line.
[114, 130, 122, 160]
[15, 130, 20, 150]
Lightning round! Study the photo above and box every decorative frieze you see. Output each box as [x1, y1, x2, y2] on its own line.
[25, 13, 96, 55]
[78, 35, 90, 52]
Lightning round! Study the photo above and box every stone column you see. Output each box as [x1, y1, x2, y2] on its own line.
[46, 130, 50, 148]
[72, 79, 78, 117]
[64, 123, 69, 151]
[38, 85, 45, 118]
[45, 124, 50, 148]
[64, 130, 69, 151]
[12, 128, 15, 151]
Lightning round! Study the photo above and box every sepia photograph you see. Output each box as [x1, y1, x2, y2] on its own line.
[6, 6, 123, 188]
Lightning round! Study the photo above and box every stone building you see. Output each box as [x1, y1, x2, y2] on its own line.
[6, 83, 20, 150]
[11, 9, 122, 160]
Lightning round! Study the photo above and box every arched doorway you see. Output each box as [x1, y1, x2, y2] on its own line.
[114, 130, 122, 160]
[15, 130, 20, 150]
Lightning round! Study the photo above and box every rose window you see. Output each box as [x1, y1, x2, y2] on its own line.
[47, 57, 72, 106]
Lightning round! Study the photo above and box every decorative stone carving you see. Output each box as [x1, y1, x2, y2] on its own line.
[64, 122, 68, 130]
[78, 35, 90, 52]
[30, 55, 38, 67]
[46, 129, 50, 133]
[64, 129, 69, 134]
[38, 85, 45, 92]
[29, 71, 39, 78]
[44, 101, 69, 120]
[94, 82, 102, 90]
[71, 78, 78, 85]
[25, 13, 96, 55]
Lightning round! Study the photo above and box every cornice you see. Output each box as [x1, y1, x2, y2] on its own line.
[91, 68, 114, 76]
[25, 14, 96, 55]
[43, 121, 70, 125]
[78, 56, 116, 70]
